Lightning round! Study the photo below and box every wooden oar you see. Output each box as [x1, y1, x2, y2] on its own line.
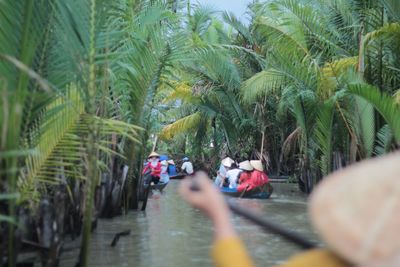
[227, 200, 316, 249]
[141, 184, 151, 211]
[238, 185, 249, 198]
[190, 181, 317, 250]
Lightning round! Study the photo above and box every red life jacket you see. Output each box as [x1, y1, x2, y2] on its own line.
[237, 172, 252, 192]
[143, 161, 161, 178]
[250, 170, 269, 188]
[237, 170, 269, 192]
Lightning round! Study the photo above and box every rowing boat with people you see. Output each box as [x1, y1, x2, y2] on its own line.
[220, 183, 273, 199]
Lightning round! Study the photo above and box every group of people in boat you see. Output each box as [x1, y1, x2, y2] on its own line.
[143, 152, 268, 193]
[214, 157, 270, 193]
[142, 151, 194, 185]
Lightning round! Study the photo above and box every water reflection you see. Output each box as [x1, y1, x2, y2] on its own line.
[60, 181, 318, 267]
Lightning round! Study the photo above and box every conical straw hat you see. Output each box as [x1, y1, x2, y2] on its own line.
[309, 152, 400, 267]
[239, 160, 253, 171]
[250, 160, 263, 172]
[167, 160, 175, 165]
[147, 151, 160, 159]
[221, 157, 234, 167]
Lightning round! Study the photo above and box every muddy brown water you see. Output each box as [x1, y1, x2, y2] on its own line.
[60, 181, 319, 267]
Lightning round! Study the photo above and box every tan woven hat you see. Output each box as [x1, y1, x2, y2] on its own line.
[250, 160, 263, 172]
[147, 151, 160, 159]
[239, 160, 253, 171]
[309, 152, 400, 267]
[167, 159, 175, 165]
[221, 157, 234, 167]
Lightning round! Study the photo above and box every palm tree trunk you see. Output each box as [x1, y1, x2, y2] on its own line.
[260, 129, 265, 160]
[152, 135, 158, 152]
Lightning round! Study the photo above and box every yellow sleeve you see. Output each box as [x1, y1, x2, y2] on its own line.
[277, 249, 349, 267]
[211, 237, 255, 267]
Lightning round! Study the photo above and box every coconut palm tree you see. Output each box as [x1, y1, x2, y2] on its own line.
[158, 4, 263, 165]
[0, 0, 175, 265]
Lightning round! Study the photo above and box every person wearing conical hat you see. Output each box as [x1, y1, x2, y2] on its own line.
[222, 157, 235, 168]
[237, 160, 254, 192]
[215, 157, 235, 187]
[179, 152, 400, 267]
[148, 151, 160, 159]
[142, 151, 162, 184]
[248, 160, 269, 189]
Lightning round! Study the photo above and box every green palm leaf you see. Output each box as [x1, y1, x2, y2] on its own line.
[355, 96, 375, 157]
[241, 69, 286, 103]
[375, 124, 394, 155]
[160, 112, 202, 140]
[348, 84, 400, 143]
[314, 100, 335, 175]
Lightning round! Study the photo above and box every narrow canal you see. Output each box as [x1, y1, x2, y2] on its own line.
[61, 181, 319, 267]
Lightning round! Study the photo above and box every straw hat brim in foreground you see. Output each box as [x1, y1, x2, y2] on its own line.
[309, 152, 400, 267]
[239, 160, 253, 171]
[221, 157, 234, 167]
[148, 151, 160, 159]
[250, 160, 263, 172]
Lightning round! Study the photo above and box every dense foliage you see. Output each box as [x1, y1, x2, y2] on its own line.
[158, 0, 400, 192]
[0, 0, 399, 266]
[0, 0, 184, 265]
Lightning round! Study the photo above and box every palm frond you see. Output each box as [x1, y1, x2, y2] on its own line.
[374, 124, 394, 155]
[355, 96, 375, 157]
[222, 11, 253, 43]
[159, 112, 202, 140]
[364, 23, 400, 45]
[254, 15, 309, 58]
[18, 87, 84, 204]
[241, 69, 286, 103]
[314, 100, 335, 175]
[18, 86, 142, 205]
[348, 84, 400, 143]
[188, 3, 216, 36]
[379, 0, 400, 21]
[163, 82, 197, 103]
[281, 127, 303, 159]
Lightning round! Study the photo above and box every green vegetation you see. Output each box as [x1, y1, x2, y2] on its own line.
[157, 0, 400, 192]
[0, 0, 399, 266]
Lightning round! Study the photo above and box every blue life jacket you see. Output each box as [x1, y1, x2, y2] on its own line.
[168, 164, 177, 175]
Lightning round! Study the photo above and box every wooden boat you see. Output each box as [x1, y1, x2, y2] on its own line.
[220, 183, 273, 199]
[139, 180, 168, 208]
[150, 182, 168, 192]
[139, 172, 167, 200]
[169, 173, 186, 179]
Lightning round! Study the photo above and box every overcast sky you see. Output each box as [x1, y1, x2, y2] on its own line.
[196, 0, 251, 22]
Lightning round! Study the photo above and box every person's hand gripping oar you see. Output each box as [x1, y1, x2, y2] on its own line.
[179, 171, 316, 249]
